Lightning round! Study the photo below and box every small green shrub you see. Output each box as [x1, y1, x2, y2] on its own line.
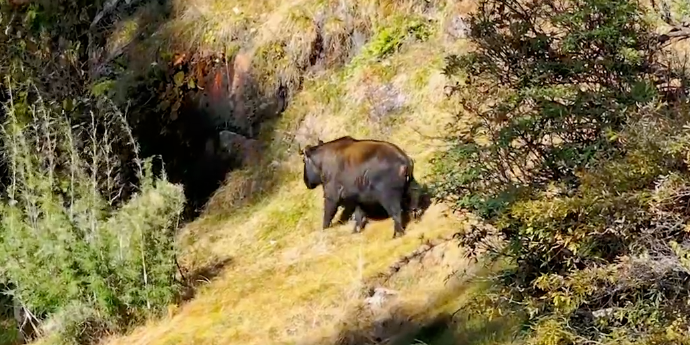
[0, 318, 19, 345]
[0, 83, 185, 344]
[349, 15, 436, 69]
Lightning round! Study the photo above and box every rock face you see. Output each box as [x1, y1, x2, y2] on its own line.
[171, 51, 288, 216]
[366, 83, 406, 123]
[226, 52, 254, 134]
[193, 52, 287, 138]
[218, 130, 262, 165]
[446, 15, 470, 40]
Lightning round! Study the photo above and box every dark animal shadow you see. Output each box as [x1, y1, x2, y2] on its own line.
[177, 257, 233, 303]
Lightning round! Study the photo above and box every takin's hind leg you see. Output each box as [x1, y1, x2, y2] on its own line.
[337, 202, 357, 226]
[353, 206, 369, 234]
[379, 196, 405, 239]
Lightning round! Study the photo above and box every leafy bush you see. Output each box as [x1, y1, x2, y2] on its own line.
[435, 0, 663, 218]
[0, 83, 185, 344]
[433, 0, 690, 343]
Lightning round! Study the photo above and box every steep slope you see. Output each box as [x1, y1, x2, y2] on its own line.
[81, 0, 524, 345]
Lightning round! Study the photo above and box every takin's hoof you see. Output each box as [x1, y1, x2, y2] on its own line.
[392, 231, 405, 239]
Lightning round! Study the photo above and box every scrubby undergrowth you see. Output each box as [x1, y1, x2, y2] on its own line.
[434, 0, 690, 343]
[0, 84, 185, 345]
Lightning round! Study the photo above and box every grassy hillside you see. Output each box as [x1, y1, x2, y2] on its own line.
[7, 0, 686, 344]
[59, 0, 523, 345]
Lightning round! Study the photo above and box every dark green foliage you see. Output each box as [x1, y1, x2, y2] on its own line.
[434, 0, 690, 343]
[436, 0, 662, 216]
[0, 1, 187, 344]
[0, 85, 186, 344]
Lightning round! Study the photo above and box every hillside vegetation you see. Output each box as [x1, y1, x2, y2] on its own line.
[2, 0, 690, 344]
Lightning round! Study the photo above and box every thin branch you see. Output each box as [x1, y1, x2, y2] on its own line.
[658, 26, 690, 44]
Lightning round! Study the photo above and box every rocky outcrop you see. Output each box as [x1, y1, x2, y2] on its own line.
[191, 52, 287, 139]
[218, 130, 262, 165]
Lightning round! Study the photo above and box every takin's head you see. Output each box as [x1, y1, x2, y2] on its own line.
[299, 139, 325, 189]
[406, 180, 433, 220]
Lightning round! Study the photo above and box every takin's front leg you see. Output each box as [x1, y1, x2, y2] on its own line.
[379, 192, 406, 239]
[322, 183, 342, 230]
[322, 197, 339, 230]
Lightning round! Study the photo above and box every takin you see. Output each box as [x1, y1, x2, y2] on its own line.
[299, 136, 424, 238]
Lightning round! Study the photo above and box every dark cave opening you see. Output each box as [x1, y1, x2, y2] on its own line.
[125, 53, 289, 221]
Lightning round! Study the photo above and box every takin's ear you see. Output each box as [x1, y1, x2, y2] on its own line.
[301, 144, 314, 158]
[317, 138, 324, 145]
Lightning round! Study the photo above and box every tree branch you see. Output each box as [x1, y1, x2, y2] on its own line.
[658, 26, 690, 44]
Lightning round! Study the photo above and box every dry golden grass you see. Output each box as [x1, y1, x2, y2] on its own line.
[89, 0, 521, 344]
[103, 198, 516, 345]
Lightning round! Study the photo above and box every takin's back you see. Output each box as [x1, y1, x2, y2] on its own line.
[318, 137, 413, 171]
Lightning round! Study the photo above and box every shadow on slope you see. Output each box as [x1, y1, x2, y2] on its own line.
[329, 309, 520, 345]
[177, 257, 234, 303]
[305, 252, 524, 345]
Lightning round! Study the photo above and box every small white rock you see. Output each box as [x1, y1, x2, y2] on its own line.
[364, 287, 399, 309]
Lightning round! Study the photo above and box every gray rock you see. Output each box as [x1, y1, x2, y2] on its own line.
[366, 83, 406, 123]
[447, 15, 470, 39]
[218, 130, 261, 165]
[364, 287, 399, 310]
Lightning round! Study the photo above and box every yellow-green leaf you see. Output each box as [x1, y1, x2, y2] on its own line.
[173, 71, 185, 86]
[91, 79, 115, 96]
[62, 98, 74, 112]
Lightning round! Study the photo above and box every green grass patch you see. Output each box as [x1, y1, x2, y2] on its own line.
[348, 15, 436, 71]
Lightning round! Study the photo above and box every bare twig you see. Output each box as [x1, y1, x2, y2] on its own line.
[659, 26, 690, 44]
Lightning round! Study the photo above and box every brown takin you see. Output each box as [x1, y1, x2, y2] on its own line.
[299, 136, 424, 238]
